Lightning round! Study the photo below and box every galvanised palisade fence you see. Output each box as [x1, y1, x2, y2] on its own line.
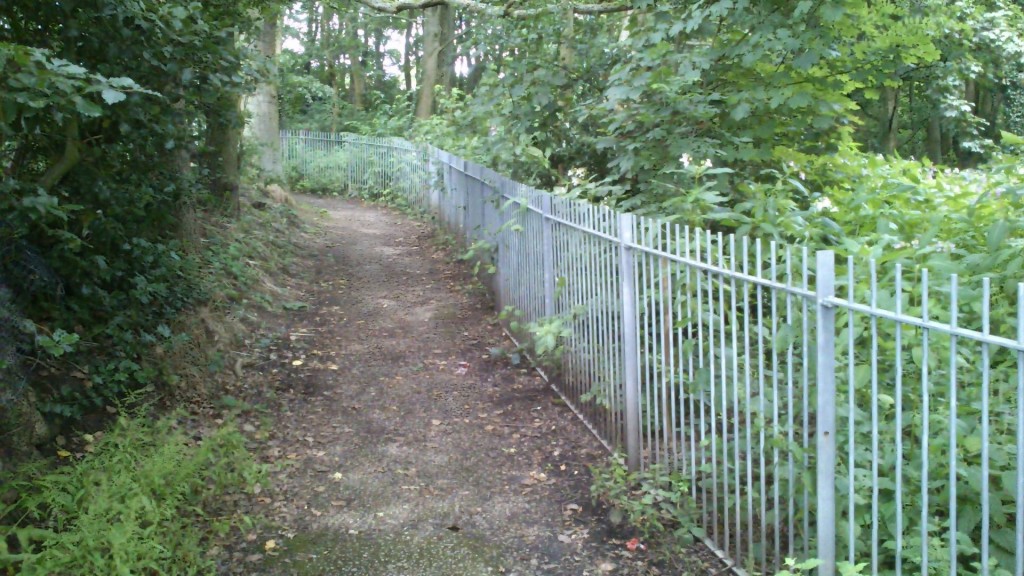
[281, 130, 1024, 576]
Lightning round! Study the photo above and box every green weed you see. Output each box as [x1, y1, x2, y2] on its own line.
[0, 412, 262, 575]
[590, 455, 699, 550]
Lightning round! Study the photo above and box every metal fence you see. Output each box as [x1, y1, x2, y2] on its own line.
[281, 130, 1024, 576]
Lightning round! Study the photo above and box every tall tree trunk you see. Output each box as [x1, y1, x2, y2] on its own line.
[978, 86, 1003, 142]
[303, 0, 319, 73]
[465, 56, 486, 94]
[956, 78, 979, 166]
[439, 6, 455, 92]
[204, 91, 243, 212]
[558, 5, 575, 69]
[372, 25, 386, 84]
[415, 5, 453, 119]
[250, 8, 284, 180]
[322, 5, 341, 131]
[349, 11, 366, 110]
[926, 112, 943, 164]
[403, 18, 414, 93]
[878, 86, 899, 155]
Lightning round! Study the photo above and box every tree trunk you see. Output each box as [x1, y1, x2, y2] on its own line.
[926, 112, 943, 164]
[878, 85, 898, 156]
[250, 8, 284, 181]
[349, 11, 366, 110]
[204, 91, 243, 212]
[403, 18, 414, 93]
[322, 5, 341, 131]
[465, 57, 486, 94]
[303, 0, 319, 73]
[415, 4, 453, 119]
[558, 5, 575, 69]
[439, 6, 455, 92]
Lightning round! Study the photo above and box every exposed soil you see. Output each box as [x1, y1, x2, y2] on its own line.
[218, 196, 673, 575]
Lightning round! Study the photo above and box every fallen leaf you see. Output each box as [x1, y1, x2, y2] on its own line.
[557, 534, 572, 544]
[56, 450, 71, 458]
[625, 538, 646, 552]
[291, 360, 304, 366]
[332, 472, 343, 481]
[431, 419, 442, 426]
[599, 562, 616, 572]
[264, 540, 277, 552]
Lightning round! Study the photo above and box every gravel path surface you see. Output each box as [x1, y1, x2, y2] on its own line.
[224, 197, 665, 576]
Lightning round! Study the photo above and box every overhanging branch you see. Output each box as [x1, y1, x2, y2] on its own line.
[352, 0, 631, 17]
[38, 118, 81, 191]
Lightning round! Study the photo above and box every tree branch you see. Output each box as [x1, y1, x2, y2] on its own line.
[38, 118, 81, 191]
[352, 0, 630, 17]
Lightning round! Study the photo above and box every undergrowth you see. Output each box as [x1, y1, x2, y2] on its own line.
[25, 190, 305, 423]
[590, 455, 700, 553]
[0, 411, 262, 575]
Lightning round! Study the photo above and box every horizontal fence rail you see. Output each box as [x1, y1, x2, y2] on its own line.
[281, 130, 1024, 576]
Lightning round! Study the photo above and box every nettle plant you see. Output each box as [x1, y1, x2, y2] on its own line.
[492, 305, 579, 372]
[590, 454, 700, 549]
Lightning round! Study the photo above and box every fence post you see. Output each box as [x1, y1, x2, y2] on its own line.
[541, 195, 556, 318]
[619, 213, 642, 471]
[815, 250, 837, 576]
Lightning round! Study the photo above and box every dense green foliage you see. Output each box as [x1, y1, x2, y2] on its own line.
[0, 0, 279, 424]
[0, 414, 261, 574]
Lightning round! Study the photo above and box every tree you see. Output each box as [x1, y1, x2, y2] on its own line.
[415, 4, 454, 118]
[248, 5, 286, 181]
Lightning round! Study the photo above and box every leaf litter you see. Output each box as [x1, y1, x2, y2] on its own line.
[207, 197, 698, 575]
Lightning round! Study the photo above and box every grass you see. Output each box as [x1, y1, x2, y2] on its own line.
[0, 412, 263, 575]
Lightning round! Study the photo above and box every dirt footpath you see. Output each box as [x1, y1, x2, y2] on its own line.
[229, 197, 661, 575]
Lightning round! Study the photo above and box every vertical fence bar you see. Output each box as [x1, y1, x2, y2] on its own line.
[816, 250, 837, 576]
[949, 274, 959, 576]
[706, 231, 718, 519]
[756, 238, 767, 569]
[847, 257, 857, 564]
[921, 269, 931, 576]
[619, 213, 641, 471]
[717, 233, 729, 555]
[981, 278, 991, 576]
[1017, 283, 1024, 576]
[870, 259, 880, 575]
[770, 241, 781, 570]
[785, 248, 795, 558]
[801, 247, 811, 560]
[786, 247, 794, 557]
[742, 235, 754, 570]
[895, 264, 904, 576]
[730, 235, 742, 561]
